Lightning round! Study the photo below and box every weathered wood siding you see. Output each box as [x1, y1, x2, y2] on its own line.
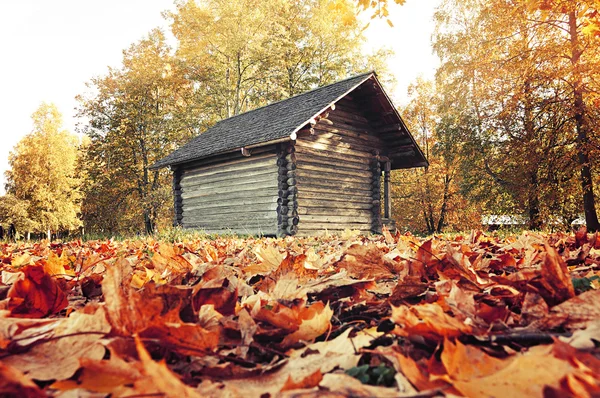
[178, 146, 279, 235]
[294, 98, 383, 235]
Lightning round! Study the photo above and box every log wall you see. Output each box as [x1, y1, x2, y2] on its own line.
[178, 146, 279, 235]
[294, 99, 383, 235]
[172, 166, 183, 226]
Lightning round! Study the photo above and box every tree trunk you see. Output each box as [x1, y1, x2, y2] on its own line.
[436, 173, 452, 233]
[144, 211, 154, 235]
[527, 172, 542, 230]
[569, 10, 600, 232]
[47, 229, 51, 241]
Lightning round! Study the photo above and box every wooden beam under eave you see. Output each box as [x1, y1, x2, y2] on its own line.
[373, 124, 404, 134]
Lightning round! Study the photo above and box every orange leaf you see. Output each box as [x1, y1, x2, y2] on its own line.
[7, 265, 67, 318]
[0, 362, 45, 398]
[280, 370, 323, 392]
[391, 302, 472, 340]
[441, 338, 509, 381]
[335, 244, 399, 280]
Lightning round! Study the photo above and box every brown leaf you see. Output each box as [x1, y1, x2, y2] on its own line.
[335, 244, 399, 280]
[192, 278, 237, 316]
[3, 305, 110, 381]
[0, 362, 45, 398]
[391, 302, 472, 340]
[545, 289, 600, 330]
[115, 336, 202, 397]
[281, 301, 333, 347]
[536, 244, 575, 305]
[389, 275, 428, 304]
[441, 338, 509, 381]
[452, 342, 598, 398]
[7, 265, 68, 318]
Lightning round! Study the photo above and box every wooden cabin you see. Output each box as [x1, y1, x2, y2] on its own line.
[151, 72, 428, 236]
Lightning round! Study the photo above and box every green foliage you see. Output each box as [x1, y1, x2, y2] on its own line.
[345, 364, 396, 386]
[572, 275, 600, 294]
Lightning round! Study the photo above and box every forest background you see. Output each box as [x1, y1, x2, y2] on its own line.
[1, 0, 600, 238]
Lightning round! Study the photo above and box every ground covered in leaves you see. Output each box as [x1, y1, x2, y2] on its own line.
[1, 228, 600, 397]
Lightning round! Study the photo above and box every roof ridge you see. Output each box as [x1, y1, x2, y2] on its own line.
[216, 71, 375, 124]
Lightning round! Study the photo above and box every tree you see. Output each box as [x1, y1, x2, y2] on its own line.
[393, 78, 480, 234]
[432, 0, 596, 230]
[78, 30, 197, 234]
[166, 0, 388, 119]
[78, 0, 392, 234]
[5, 103, 81, 239]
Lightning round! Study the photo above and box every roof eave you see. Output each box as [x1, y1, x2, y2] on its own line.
[150, 136, 293, 171]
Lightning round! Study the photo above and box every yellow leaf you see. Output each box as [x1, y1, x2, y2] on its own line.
[281, 302, 333, 346]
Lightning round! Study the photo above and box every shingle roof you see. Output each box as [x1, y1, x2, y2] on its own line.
[151, 72, 374, 169]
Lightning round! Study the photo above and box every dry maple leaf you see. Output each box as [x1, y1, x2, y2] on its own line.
[0, 362, 45, 398]
[280, 369, 323, 392]
[536, 243, 575, 305]
[334, 244, 400, 280]
[391, 302, 473, 340]
[7, 265, 68, 318]
[545, 289, 600, 330]
[452, 341, 600, 398]
[2, 305, 110, 381]
[440, 338, 509, 381]
[280, 301, 333, 347]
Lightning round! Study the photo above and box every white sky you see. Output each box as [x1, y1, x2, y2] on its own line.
[0, 0, 441, 194]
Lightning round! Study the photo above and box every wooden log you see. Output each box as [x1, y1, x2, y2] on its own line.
[182, 174, 276, 193]
[182, 213, 277, 225]
[287, 209, 299, 218]
[294, 151, 370, 171]
[329, 108, 370, 123]
[181, 181, 278, 200]
[307, 121, 372, 137]
[373, 124, 404, 134]
[299, 207, 373, 217]
[295, 161, 372, 179]
[184, 190, 278, 204]
[295, 140, 373, 159]
[179, 145, 277, 170]
[182, 166, 276, 186]
[294, 174, 372, 190]
[295, 199, 373, 211]
[286, 162, 297, 171]
[285, 153, 297, 163]
[294, 145, 371, 165]
[327, 114, 371, 129]
[286, 224, 298, 235]
[301, 127, 384, 147]
[183, 195, 279, 209]
[185, 226, 278, 236]
[300, 214, 372, 224]
[291, 192, 373, 205]
[185, 201, 279, 214]
[183, 153, 276, 178]
[298, 222, 372, 231]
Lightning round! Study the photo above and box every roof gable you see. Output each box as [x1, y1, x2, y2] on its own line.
[152, 72, 374, 169]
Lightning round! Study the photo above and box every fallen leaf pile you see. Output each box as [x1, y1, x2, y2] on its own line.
[1, 228, 600, 397]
